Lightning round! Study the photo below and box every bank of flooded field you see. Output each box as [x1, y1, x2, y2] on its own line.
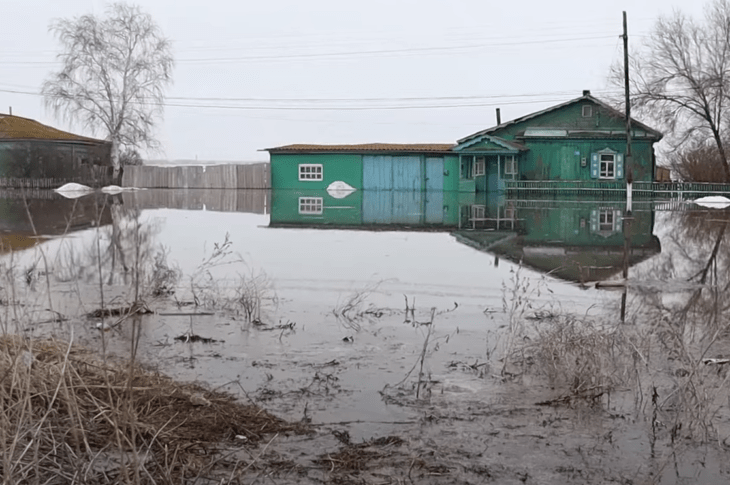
[2, 190, 730, 484]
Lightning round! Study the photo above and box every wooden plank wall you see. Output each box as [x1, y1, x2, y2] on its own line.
[120, 189, 270, 214]
[122, 163, 270, 189]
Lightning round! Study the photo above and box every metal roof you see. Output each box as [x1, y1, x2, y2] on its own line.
[0, 114, 107, 144]
[266, 143, 455, 153]
[457, 92, 663, 144]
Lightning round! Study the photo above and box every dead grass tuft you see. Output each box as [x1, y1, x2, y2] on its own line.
[0, 334, 307, 484]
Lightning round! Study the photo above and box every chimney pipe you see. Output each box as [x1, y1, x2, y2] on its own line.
[8, 107, 11, 115]
[582, 90, 591, 96]
[496, 108, 501, 125]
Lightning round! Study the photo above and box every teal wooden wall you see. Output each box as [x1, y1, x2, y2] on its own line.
[520, 139, 654, 181]
[270, 153, 363, 190]
[270, 153, 460, 191]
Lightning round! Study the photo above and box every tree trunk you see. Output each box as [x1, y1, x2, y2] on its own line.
[710, 128, 730, 183]
[110, 137, 121, 182]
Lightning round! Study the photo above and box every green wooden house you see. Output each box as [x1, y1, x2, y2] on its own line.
[266, 91, 663, 194]
[454, 90, 663, 192]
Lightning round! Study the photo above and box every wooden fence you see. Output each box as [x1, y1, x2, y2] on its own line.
[121, 189, 269, 214]
[121, 163, 269, 189]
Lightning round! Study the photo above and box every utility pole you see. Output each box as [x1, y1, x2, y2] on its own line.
[623, 11, 633, 213]
[620, 11, 633, 321]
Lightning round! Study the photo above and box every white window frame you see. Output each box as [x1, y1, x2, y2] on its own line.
[504, 155, 517, 175]
[582, 105, 593, 117]
[298, 164, 323, 181]
[599, 154, 615, 179]
[474, 157, 486, 176]
[599, 209, 614, 232]
[298, 197, 323, 215]
[471, 205, 485, 220]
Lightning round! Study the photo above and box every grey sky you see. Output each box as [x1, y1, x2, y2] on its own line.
[1, 0, 706, 162]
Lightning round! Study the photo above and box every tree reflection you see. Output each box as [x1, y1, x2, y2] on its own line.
[630, 208, 730, 444]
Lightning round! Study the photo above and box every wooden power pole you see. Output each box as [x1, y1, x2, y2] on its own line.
[622, 11, 633, 212]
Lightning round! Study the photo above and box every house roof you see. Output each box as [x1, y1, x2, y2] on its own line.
[457, 91, 663, 144]
[0, 114, 107, 144]
[453, 134, 528, 152]
[266, 143, 455, 154]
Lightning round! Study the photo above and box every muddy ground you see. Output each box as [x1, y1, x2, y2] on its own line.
[4, 206, 730, 484]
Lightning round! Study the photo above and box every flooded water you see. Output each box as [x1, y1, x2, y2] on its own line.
[3, 188, 730, 484]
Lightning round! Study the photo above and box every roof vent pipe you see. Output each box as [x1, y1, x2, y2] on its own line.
[496, 108, 501, 125]
[9, 107, 11, 115]
[582, 90, 591, 96]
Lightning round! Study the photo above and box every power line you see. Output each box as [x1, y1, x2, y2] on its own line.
[0, 86, 626, 111]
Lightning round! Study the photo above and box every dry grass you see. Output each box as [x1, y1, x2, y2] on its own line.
[0, 334, 307, 484]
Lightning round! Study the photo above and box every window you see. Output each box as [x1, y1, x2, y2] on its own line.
[582, 105, 593, 117]
[504, 155, 517, 175]
[299, 164, 323, 181]
[298, 197, 323, 214]
[474, 157, 485, 176]
[600, 154, 615, 179]
[504, 207, 515, 220]
[471, 205, 485, 220]
[460, 156, 473, 179]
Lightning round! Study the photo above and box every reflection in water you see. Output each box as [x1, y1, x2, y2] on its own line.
[0, 190, 113, 253]
[270, 189, 660, 284]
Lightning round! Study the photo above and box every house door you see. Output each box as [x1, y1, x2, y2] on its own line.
[425, 157, 443, 191]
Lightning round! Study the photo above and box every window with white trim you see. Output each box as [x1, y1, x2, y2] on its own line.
[299, 164, 323, 181]
[298, 197, 323, 214]
[471, 205, 485, 220]
[599, 210, 613, 232]
[504, 155, 517, 175]
[474, 157, 485, 176]
[600, 154, 615, 179]
[582, 105, 593, 117]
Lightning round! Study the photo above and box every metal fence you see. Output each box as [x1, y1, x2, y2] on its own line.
[121, 163, 269, 189]
[504, 180, 730, 198]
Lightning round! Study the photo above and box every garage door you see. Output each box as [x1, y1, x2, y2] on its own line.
[363, 155, 422, 190]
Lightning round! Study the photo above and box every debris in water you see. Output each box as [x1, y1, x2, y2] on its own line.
[693, 196, 730, 209]
[174, 333, 219, 343]
[342, 336, 354, 343]
[54, 182, 93, 199]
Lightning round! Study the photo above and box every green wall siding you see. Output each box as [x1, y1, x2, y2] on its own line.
[519, 139, 654, 181]
[271, 153, 459, 191]
[270, 153, 363, 190]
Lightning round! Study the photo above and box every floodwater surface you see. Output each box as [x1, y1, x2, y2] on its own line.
[2, 189, 730, 484]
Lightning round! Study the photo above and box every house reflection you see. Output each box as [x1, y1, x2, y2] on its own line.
[270, 189, 660, 284]
[454, 199, 660, 284]
[0, 191, 113, 253]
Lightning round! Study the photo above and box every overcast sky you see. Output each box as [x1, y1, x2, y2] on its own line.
[1, 0, 707, 162]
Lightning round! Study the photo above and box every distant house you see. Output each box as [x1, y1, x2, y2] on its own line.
[0, 113, 113, 188]
[453, 90, 663, 191]
[266, 91, 663, 194]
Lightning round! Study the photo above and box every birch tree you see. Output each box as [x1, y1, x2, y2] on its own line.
[614, 0, 730, 182]
[42, 2, 174, 177]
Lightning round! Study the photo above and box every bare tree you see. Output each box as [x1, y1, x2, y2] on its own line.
[613, 0, 730, 182]
[42, 2, 174, 177]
